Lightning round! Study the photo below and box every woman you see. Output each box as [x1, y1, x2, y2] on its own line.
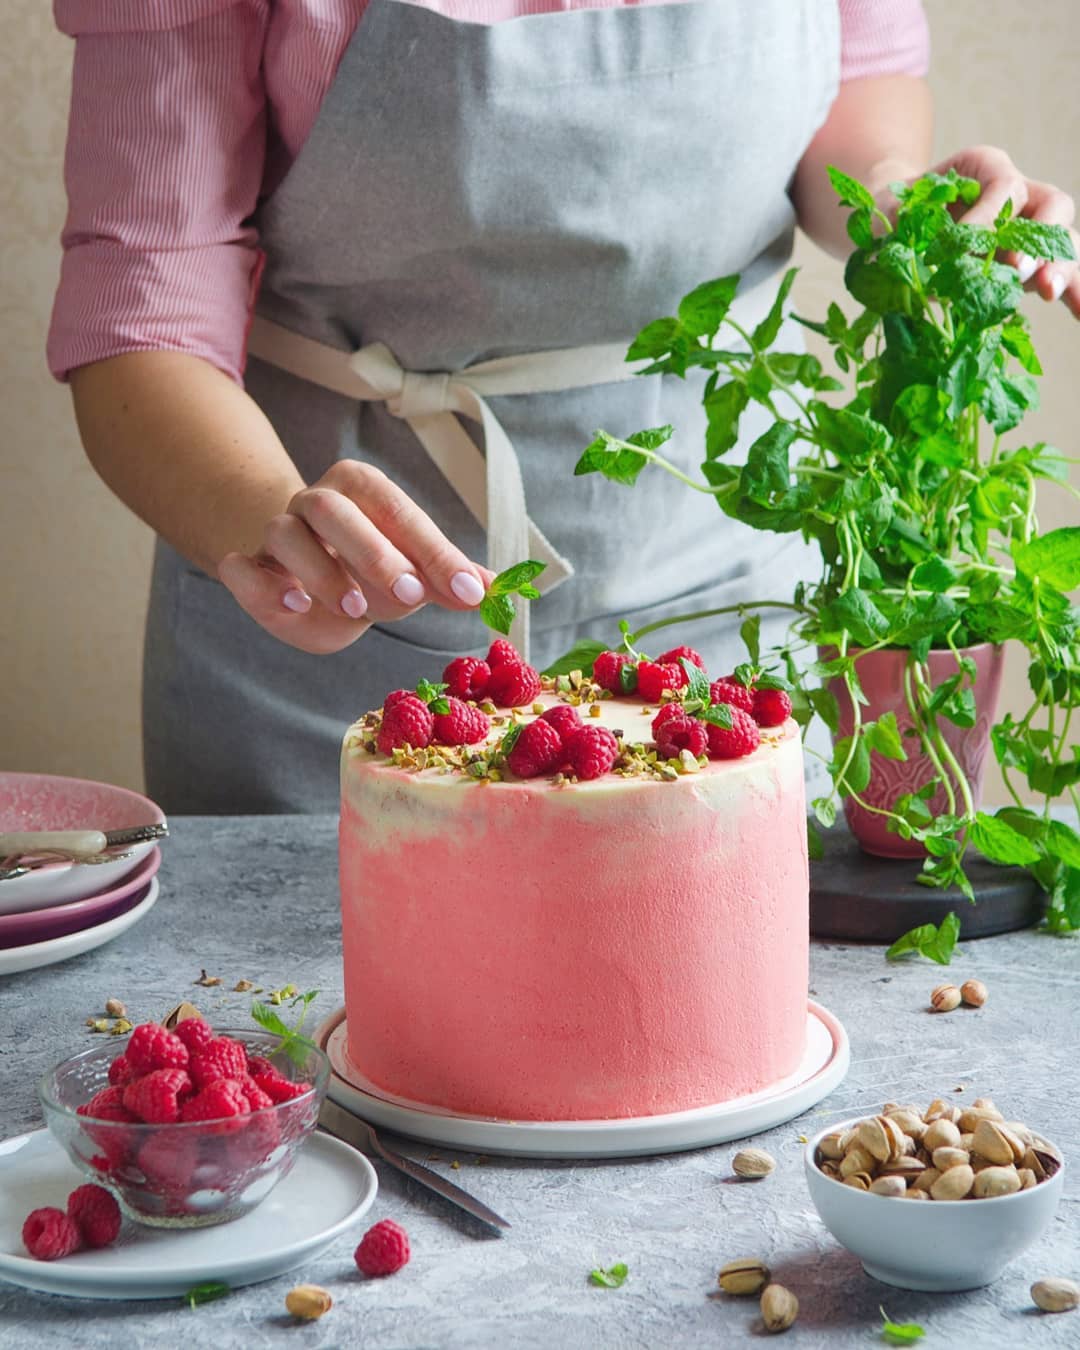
[50, 0, 1078, 813]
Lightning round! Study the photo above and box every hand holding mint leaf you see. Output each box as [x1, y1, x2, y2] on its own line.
[479, 561, 546, 636]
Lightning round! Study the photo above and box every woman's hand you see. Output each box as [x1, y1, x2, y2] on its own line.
[218, 460, 492, 655]
[894, 147, 1080, 318]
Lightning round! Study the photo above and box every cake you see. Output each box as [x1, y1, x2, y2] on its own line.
[338, 648, 809, 1122]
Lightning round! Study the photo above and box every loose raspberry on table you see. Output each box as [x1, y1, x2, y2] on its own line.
[709, 678, 754, 715]
[126, 1023, 189, 1076]
[442, 656, 491, 702]
[67, 1184, 121, 1249]
[657, 645, 706, 671]
[354, 1219, 410, 1278]
[22, 1208, 82, 1261]
[564, 725, 619, 781]
[486, 661, 541, 708]
[432, 697, 490, 747]
[189, 1036, 248, 1090]
[124, 1067, 193, 1125]
[539, 704, 583, 742]
[507, 719, 564, 779]
[485, 639, 521, 669]
[179, 1078, 252, 1133]
[636, 661, 685, 703]
[655, 712, 709, 760]
[705, 707, 761, 760]
[377, 695, 435, 755]
[174, 1017, 214, 1054]
[107, 1053, 136, 1087]
[752, 687, 793, 727]
[251, 1071, 309, 1104]
[592, 649, 634, 694]
[651, 703, 688, 739]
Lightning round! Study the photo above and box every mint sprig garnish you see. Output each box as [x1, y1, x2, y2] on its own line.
[589, 1262, 629, 1288]
[479, 561, 546, 636]
[880, 1308, 925, 1344]
[185, 1281, 230, 1309]
[251, 988, 319, 1067]
[415, 679, 451, 715]
[886, 913, 960, 965]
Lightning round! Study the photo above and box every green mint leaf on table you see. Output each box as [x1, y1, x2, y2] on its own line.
[541, 639, 609, 678]
[880, 1308, 925, 1344]
[886, 912, 960, 965]
[478, 560, 547, 636]
[185, 1282, 230, 1309]
[589, 1263, 629, 1289]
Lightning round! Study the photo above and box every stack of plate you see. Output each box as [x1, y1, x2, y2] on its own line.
[0, 773, 165, 976]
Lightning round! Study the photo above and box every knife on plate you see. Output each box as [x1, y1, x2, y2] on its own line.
[0, 823, 168, 859]
[318, 1097, 510, 1233]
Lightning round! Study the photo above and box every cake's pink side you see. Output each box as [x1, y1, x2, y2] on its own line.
[339, 725, 808, 1121]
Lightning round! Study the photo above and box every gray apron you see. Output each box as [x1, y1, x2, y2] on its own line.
[144, 0, 840, 814]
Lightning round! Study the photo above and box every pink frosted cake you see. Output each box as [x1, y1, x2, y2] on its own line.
[338, 646, 809, 1122]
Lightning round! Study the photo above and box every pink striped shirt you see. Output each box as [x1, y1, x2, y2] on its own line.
[48, 0, 930, 384]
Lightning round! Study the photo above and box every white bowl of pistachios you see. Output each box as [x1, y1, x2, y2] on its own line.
[804, 1097, 1064, 1292]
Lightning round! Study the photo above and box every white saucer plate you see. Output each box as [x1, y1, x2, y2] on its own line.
[0, 878, 159, 977]
[0, 1129, 377, 1300]
[319, 1000, 850, 1158]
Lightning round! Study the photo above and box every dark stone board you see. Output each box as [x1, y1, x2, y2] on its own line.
[809, 820, 1045, 942]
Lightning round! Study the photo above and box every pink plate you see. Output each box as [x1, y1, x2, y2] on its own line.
[0, 847, 161, 949]
[0, 772, 165, 915]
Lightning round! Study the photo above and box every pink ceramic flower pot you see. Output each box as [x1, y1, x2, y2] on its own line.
[828, 644, 1004, 859]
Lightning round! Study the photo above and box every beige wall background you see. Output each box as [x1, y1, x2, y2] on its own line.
[1, 1, 1077, 805]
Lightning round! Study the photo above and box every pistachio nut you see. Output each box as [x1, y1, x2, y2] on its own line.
[885, 1109, 926, 1140]
[972, 1119, 1025, 1166]
[285, 1285, 333, 1320]
[958, 1104, 1004, 1132]
[819, 1161, 841, 1179]
[911, 1166, 941, 1194]
[930, 984, 962, 1013]
[1017, 1167, 1038, 1190]
[923, 1118, 962, 1153]
[879, 1157, 926, 1179]
[718, 1258, 771, 1296]
[972, 1096, 997, 1111]
[818, 1132, 846, 1161]
[932, 1146, 971, 1172]
[903, 1188, 929, 1199]
[1022, 1147, 1047, 1179]
[842, 1172, 872, 1191]
[1003, 1121, 1034, 1145]
[1031, 1278, 1080, 1314]
[972, 1165, 1021, 1198]
[925, 1099, 961, 1124]
[854, 1117, 893, 1163]
[868, 1175, 907, 1198]
[839, 1147, 877, 1178]
[930, 1163, 974, 1201]
[760, 1283, 798, 1334]
[732, 1148, 776, 1180]
[104, 997, 127, 1018]
[960, 978, 988, 1007]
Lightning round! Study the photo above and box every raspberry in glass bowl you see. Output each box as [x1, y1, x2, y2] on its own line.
[38, 1025, 330, 1229]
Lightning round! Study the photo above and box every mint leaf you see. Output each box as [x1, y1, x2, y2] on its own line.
[910, 557, 957, 593]
[416, 679, 451, 715]
[752, 266, 798, 349]
[704, 381, 750, 459]
[886, 912, 960, 964]
[740, 615, 762, 665]
[488, 561, 546, 596]
[678, 275, 740, 340]
[499, 723, 523, 757]
[478, 560, 548, 636]
[969, 812, 1043, 865]
[627, 316, 685, 362]
[996, 217, 1076, 262]
[1014, 527, 1080, 592]
[827, 165, 877, 211]
[186, 1282, 230, 1309]
[250, 1001, 291, 1039]
[589, 1263, 628, 1288]
[1045, 819, 1080, 869]
[479, 592, 516, 636]
[541, 639, 609, 678]
[699, 703, 734, 729]
[863, 713, 907, 761]
[251, 992, 319, 1068]
[880, 1308, 925, 1344]
[807, 822, 825, 861]
[681, 659, 711, 706]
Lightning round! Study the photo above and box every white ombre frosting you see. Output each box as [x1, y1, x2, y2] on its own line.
[339, 694, 809, 1121]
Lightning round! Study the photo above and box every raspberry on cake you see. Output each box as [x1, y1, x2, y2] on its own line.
[655, 711, 708, 759]
[752, 687, 793, 727]
[485, 638, 521, 669]
[507, 719, 564, 779]
[705, 707, 761, 759]
[539, 703, 583, 742]
[442, 656, 491, 701]
[486, 660, 541, 708]
[432, 697, 490, 746]
[377, 695, 435, 755]
[657, 645, 705, 669]
[592, 649, 633, 693]
[636, 660, 685, 702]
[710, 678, 755, 715]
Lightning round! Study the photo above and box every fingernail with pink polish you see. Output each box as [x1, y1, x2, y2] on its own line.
[282, 588, 312, 613]
[392, 574, 425, 605]
[1016, 254, 1039, 284]
[341, 588, 368, 619]
[1050, 272, 1066, 301]
[450, 571, 485, 605]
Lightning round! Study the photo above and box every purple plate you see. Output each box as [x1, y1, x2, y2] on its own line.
[0, 848, 161, 949]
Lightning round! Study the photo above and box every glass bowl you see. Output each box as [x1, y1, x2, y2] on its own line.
[39, 1029, 330, 1229]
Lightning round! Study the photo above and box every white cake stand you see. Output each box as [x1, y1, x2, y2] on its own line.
[315, 1001, 849, 1159]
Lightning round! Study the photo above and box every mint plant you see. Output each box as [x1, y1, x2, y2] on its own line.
[571, 167, 1080, 936]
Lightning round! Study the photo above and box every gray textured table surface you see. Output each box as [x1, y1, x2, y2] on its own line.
[1, 815, 1077, 1349]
